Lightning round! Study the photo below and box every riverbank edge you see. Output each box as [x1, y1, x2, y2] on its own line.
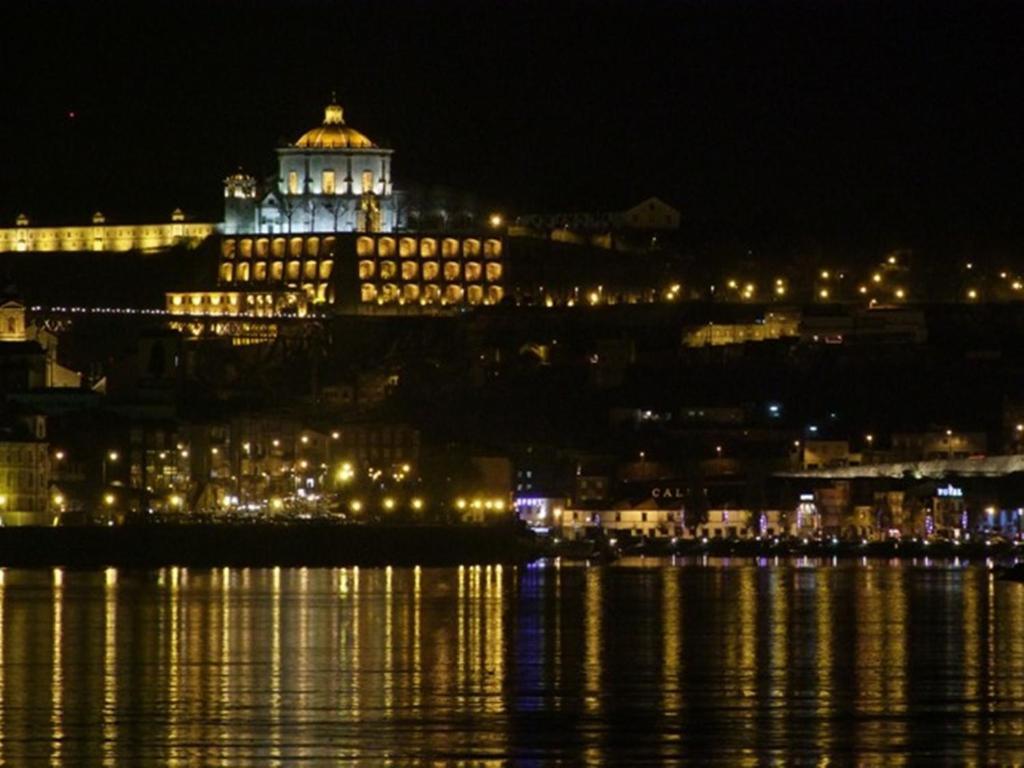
[0, 523, 540, 568]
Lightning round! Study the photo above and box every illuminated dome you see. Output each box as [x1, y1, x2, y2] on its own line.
[295, 101, 375, 149]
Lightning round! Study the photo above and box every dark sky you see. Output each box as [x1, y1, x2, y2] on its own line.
[2, 0, 1023, 250]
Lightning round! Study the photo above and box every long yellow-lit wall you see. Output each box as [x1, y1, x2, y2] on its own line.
[0, 222, 215, 253]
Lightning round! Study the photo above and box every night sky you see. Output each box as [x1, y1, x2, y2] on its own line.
[2, 1, 1022, 252]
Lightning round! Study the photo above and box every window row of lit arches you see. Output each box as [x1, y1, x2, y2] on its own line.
[361, 283, 504, 305]
[358, 260, 501, 282]
[355, 236, 501, 259]
[220, 259, 334, 283]
[222, 235, 337, 261]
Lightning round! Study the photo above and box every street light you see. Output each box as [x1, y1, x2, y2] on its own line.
[102, 450, 119, 485]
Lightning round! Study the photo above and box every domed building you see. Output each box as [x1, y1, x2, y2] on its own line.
[224, 99, 397, 235]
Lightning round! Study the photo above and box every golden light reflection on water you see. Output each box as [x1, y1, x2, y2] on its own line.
[0, 561, 1022, 764]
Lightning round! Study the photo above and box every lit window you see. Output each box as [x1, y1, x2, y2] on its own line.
[422, 261, 439, 281]
[270, 262, 284, 282]
[464, 262, 481, 281]
[286, 261, 301, 281]
[322, 170, 336, 195]
[420, 238, 437, 258]
[467, 285, 483, 304]
[486, 262, 502, 282]
[444, 262, 461, 281]
[444, 285, 464, 303]
[361, 284, 378, 303]
[402, 261, 419, 280]
[319, 260, 333, 280]
[380, 260, 397, 280]
[356, 237, 375, 257]
[463, 239, 481, 258]
[403, 284, 420, 302]
[359, 260, 376, 279]
[442, 238, 459, 258]
[288, 171, 299, 195]
[378, 237, 396, 257]
[399, 238, 416, 258]
[362, 170, 374, 193]
[484, 239, 502, 259]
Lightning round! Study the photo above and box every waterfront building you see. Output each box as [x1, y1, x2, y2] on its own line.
[0, 413, 50, 525]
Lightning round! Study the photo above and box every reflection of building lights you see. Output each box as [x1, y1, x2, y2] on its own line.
[456, 498, 466, 509]
[411, 498, 423, 510]
[350, 499, 362, 512]
[383, 497, 395, 510]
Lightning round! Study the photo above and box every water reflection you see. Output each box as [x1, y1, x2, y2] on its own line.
[0, 561, 1022, 763]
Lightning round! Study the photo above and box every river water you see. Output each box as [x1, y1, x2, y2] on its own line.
[0, 558, 1022, 765]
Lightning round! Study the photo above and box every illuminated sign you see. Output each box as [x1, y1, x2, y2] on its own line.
[799, 493, 814, 501]
[651, 487, 686, 499]
[936, 484, 963, 498]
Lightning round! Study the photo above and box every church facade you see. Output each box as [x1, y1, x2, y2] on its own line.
[223, 100, 398, 235]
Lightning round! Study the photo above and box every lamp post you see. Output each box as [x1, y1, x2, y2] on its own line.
[102, 450, 119, 486]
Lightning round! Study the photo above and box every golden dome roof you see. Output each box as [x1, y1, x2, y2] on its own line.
[295, 101, 375, 149]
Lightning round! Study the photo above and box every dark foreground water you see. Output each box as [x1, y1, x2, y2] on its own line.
[1, 559, 1023, 765]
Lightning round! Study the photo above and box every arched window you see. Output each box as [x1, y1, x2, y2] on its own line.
[463, 239, 481, 258]
[306, 236, 320, 257]
[255, 238, 270, 258]
[272, 238, 286, 259]
[270, 262, 284, 282]
[399, 238, 417, 258]
[444, 285, 464, 304]
[444, 262, 461, 281]
[402, 261, 419, 280]
[219, 263, 233, 282]
[378, 237, 396, 257]
[484, 239, 502, 259]
[467, 285, 483, 305]
[289, 237, 304, 258]
[464, 262, 482, 281]
[442, 238, 459, 258]
[422, 261, 439, 281]
[288, 171, 300, 194]
[487, 286, 504, 304]
[356, 237, 375, 257]
[423, 284, 441, 303]
[402, 284, 420, 302]
[319, 260, 334, 280]
[221, 239, 236, 259]
[485, 262, 502, 282]
[420, 238, 437, 258]
[322, 170, 336, 195]
[379, 261, 397, 280]
[359, 260, 376, 279]
[253, 262, 267, 282]
[286, 261, 301, 281]
[304, 260, 317, 280]
[361, 284, 378, 303]
[238, 239, 253, 259]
